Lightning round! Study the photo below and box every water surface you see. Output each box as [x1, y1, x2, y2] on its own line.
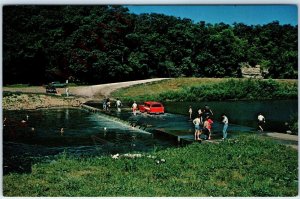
[3, 108, 175, 174]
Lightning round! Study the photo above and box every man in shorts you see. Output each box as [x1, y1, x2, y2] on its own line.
[193, 116, 202, 140]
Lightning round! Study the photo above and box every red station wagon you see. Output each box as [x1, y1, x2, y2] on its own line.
[138, 101, 165, 114]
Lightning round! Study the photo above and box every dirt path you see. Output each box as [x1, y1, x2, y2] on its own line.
[264, 132, 298, 150]
[70, 78, 169, 98]
[3, 78, 169, 100]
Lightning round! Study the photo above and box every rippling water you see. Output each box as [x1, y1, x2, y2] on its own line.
[3, 108, 175, 174]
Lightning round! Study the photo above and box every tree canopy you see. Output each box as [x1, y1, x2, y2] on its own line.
[3, 5, 298, 85]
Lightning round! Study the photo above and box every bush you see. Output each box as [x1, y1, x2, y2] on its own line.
[156, 79, 297, 102]
[113, 78, 297, 103]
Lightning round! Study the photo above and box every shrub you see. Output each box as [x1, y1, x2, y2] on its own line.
[114, 78, 297, 103]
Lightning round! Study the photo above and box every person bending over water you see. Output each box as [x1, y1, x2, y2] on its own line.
[202, 105, 213, 121]
[202, 118, 210, 140]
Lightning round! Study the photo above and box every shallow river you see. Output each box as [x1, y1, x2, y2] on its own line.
[3, 108, 175, 174]
[164, 99, 298, 132]
[3, 99, 297, 174]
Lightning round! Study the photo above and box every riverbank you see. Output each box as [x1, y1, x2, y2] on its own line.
[3, 78, 297, 110]
[3, 135, 298, 197]
[2, 78, 169, 110]
[2, 92, 85, 110]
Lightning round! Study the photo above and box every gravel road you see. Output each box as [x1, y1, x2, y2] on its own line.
[3, 78, 169, 99]
[70, 78, 169, 98]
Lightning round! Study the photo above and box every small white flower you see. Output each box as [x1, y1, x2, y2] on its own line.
[156, 160, 160, 164]
[160, 159, 166, 163]
[111, 153, 119, 159]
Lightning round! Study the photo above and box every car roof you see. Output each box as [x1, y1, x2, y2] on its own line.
[144, 101, 163, 105]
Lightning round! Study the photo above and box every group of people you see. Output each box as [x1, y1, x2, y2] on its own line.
[102, 98, 122, 112]
[192, 105, 228, 141]
[191, 105, 266, 141]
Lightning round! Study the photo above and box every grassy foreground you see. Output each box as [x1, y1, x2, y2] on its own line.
[112, 78, 297, 102]
[3, 135, 298, 197]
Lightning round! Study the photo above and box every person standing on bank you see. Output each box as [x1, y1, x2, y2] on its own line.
[221, 113, 229, 140]
[193, 115, 202, 141]
[65, 87, 69, 97]
[198, 108, 203, 124]
[258, 113, 266, 132]
[206, 116, 213, 140]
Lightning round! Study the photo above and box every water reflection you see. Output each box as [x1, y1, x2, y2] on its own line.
[164, 99, 297, 132]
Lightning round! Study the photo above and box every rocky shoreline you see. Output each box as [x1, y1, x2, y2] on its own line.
[2, 93, 86, 110]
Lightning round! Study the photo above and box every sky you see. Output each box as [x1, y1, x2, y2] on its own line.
[126, 5, 298, 26]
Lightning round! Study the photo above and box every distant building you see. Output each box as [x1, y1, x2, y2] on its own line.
[241, 63, 268, 78]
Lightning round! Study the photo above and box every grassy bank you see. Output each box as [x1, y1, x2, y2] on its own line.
[3, 135, 298, 197]
[112, 78, 297, 102]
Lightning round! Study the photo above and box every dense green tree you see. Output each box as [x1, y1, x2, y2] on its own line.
[3, 6, 298, 85]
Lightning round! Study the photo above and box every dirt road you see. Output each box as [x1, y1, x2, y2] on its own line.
[264, 132, 298, 150]
[70, 78, 169, 98]
[3, 78, 169, 99]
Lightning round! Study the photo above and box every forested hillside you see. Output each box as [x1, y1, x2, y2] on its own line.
[3, 5, 298, 85]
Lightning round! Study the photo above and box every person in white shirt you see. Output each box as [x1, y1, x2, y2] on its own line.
[198, 108, 203, 124]
[257, 113, 265, 132]
[132, 101, 138, 115]
[193, 116, 202, 140]
[221, 114, 229, 139]
[188, 106, 192, 120]
[116, 98, 122, 112]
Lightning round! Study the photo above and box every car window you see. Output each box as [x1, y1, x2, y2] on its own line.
[151, 104, 162, 107]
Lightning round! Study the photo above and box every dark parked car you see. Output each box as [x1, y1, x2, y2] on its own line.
[46, 85, 57, 93]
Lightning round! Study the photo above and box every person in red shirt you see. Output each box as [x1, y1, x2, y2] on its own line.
[206, 116, 213, 140]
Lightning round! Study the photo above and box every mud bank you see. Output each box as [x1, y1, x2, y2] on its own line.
[2, 93, 86, 110]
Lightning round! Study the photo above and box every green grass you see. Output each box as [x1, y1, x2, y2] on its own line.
[112, 78, 298, 102]
[3, 135, 298, 197]
[4, 84, 31, 88]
